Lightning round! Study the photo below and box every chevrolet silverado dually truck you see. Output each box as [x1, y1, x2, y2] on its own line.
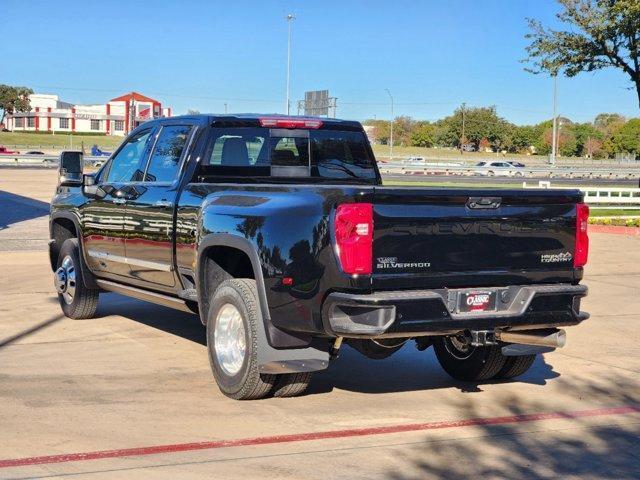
[49, 114, 589, 400]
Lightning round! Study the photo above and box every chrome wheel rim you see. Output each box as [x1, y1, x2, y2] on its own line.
[444, 334, 475, 360]
[54, 255, 77, 305]
[214, 303, 246, 376]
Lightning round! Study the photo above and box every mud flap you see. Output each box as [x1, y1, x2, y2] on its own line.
[254, 302, 330, 374]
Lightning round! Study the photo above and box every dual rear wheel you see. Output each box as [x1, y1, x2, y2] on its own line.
[433, 334, 536, 382]
[206, 278, 313, 400]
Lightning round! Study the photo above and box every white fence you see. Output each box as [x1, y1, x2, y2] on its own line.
[523, 181, 640, 209]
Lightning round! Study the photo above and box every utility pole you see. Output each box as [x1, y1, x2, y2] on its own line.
[556, 119, 563, 159]
[224, 103, 228, 114]
[551, 75, 558, 165]
[385, 89, 394, 160]
[285, 14, 295, 115]
[460, 102, 466, 154]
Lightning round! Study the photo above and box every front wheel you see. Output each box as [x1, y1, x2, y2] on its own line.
[206, 279, 276, 400]
[55, 238, 99, 319]
[433, 334, 506, 382]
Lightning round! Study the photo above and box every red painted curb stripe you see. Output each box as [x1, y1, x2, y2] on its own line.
[1, 405, 639, 469]
[590, 225, 640, 236]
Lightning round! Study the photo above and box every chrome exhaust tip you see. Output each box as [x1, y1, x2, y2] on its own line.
[496, 328, 566, 349]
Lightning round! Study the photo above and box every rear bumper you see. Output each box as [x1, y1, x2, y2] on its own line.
[322, 283, 588, 338]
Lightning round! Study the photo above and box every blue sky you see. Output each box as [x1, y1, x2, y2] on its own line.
[2, 0, 638, 125]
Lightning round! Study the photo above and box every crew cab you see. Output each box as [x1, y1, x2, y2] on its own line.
[49, 114, 589, 400]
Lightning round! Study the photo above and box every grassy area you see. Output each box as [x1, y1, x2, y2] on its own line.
[590, 209, 640, 217]
[0, 131, 123, 150]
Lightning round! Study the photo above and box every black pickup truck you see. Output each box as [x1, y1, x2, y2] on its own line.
[49, 114, 589, 400]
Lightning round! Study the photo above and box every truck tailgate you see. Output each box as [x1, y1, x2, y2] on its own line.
[372, 187, 582, 290]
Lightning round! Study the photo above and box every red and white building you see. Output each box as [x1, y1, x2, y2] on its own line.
[4, 91, 172, 136]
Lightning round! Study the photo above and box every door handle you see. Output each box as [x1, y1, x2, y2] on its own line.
[154, 200, 173, 208]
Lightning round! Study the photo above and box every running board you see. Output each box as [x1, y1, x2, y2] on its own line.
[95, 279, 194, 313]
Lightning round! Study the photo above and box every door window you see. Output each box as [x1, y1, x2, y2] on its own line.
[144, 125, 192, 182]
[104, 130, 153, 182]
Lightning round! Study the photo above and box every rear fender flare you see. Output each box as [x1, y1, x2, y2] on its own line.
[196, 233, 329, 372]
[196, 233, 271, 323]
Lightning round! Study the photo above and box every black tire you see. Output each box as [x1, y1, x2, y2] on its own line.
[495, 354, 536, 379]
[272, 372, 313, 398]
[55, 238, 99, 319]
[433, 335, 506, 382]
[206, 279, 276, 400]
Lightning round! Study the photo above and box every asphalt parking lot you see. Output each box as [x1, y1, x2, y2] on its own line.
[1, 169, 639, 479]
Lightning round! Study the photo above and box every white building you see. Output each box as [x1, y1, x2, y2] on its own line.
[4, 91, 172, 136]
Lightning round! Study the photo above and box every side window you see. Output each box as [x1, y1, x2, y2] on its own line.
[144, 125, 192, 182]
[104, 130, 152, 182]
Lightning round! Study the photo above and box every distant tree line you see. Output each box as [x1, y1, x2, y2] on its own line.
[364, 106, 640, 158]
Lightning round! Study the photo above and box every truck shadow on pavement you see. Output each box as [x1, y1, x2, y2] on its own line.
[97, 293, 560, 396]
[0, 190, 50, 230]
[309, 343, 559, 395]
[383, 373, 640, 479]
[96, 293, 205, 344]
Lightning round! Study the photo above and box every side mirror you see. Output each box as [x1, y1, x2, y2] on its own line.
[83, 174, 96, 186]
[82, 174, 106, 199]
[59, 151, 83, 187]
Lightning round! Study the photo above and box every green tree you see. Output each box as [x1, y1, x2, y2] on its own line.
[392, 116, 415, 146]
[362, 119, 390, 144]
[524, 0, 640, 108]
[611, 118, 640, 153]
[0, 84, 33, 125]
[434, 106, 513, 151]
[510, 125, 538, 153]
[569, 122, 604, 156]
[410, 122, 435, 147]
[594, 112, 626, 131]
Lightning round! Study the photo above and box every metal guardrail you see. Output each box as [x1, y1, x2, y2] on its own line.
[379, 162, 640, 180]
[0, 154, 107, 167]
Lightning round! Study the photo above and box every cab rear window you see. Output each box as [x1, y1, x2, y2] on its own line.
[202, 127, 377, 181]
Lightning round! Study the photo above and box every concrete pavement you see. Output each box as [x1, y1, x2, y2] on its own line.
[0, 169, 639, 479]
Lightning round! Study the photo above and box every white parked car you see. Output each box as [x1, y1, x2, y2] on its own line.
[474, 161, 524, 177]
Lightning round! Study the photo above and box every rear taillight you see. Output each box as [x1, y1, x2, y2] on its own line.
[574, 203, 589, 267]
[334, 203, 373, 275]
[259, 117, 323, 129]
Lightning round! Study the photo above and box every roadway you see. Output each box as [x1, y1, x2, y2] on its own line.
[0, 169, 639, 479]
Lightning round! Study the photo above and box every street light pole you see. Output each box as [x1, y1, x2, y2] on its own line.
[285, 14, 295, 115]
[385, 89, 394, 160]
[460, 102, 466, 154]
[551, 75, 558, 165]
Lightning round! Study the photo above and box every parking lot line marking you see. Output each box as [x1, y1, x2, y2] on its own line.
[1, 405, 638, 469]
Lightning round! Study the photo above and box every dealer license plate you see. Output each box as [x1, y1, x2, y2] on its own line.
[458, 290, 497, 313]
